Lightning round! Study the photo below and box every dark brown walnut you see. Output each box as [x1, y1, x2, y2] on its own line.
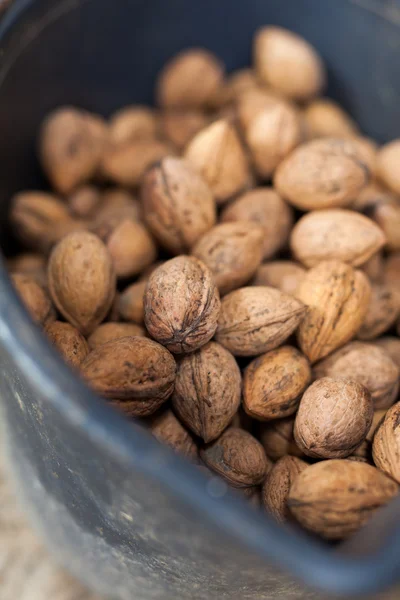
[68, 185, 102, 219]
[105, 218, 157, 279]
[156, 48, 224, 109]
[108, 105, 158, 144]
[243, 346, 311, 421]
[288, 459, 398, 540]
[101, 139, 170, 187]
[290, 209, 386, 268]
[375, 336, 400, 368]
[296, 260, 371, 363]
[172, 341, 241, 442]
[48, 231, 116, 336]
[260, 417, 304, 461]
[88, 322, 146, 350]
[220, 188, 294, 260]
[384, 252, 400, 290]
[216, 286, 306, 357]
[141, 156, 216, 254]
[294, 377, 373, 459]
[373, 402, 400, 483]
[81, 336, 176, 416]
[45, 321, 89, 367]
[11, 274, 55, 326]
[262, 456, 308, 523]
[149, 409, 198, 462]
[192, 222, 264, 296]
[352, 409, 387, 460]
[303, 98, 359, 139]
[377, 139, 400, 195]
[357, 284, 400, 341]
[160, 111, 209, 150]
[144, 256, 220, 354]
[253, 261, 306, 296]
[274, 138, 370, 211]
[200, 428, 270, 488]
[90, 188, 142, 240]
[117, 281, 146, 324]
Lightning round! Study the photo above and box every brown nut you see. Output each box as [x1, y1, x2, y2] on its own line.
[8, 253, 47, 286]
[156, 48, 224, 109]
[373, 402, 400, 483]
[253, 26, 325, 101]
[236, 88, 284, 131]
[253, 261, 306, 296]
[68, 185, 102, 219]
[109, 106, 158, 144]
[294, 377, 373, 459]
[144, 256, 220, 354]
[303, 99, 359, 139]
[81, 336, 176, 416]
[384, 252, 400, 290]
[357, 284, 400, 341]
[172, 341, 241, 442]
[90, 188, 142, 240]
[351, 181, 395, 213]
[105, 219, 157, 279]
[39, 107, 107, 194]
[149, 409, 198, 462]
[375, 336, 400, 369]
[45, 321, 89, 367]
[290, 209, 386, 268]
[288, 459, 398, 540]
[361, 252, 384, 284]
[243, 346, 311, 421]
[160, 110, 209, 150]
[274, 138, 370, 211]
[262, 456, 308, 523]
[352, 409, 387, 460]
[296, 260, 371, 363]
[372, 200, 400, 252]
[184, 119, 250, 205]
[88, 322, 146, 350]
[117, 281, 146, 324]
[216, 286, 306, 357]
[351, 138, 378, 178]
[314, 341, 400, 410]
[377, 140, 400, 195]
[192, 222, 264, 295]
[200, 428, 270, 488]
[48, 231, 116, 335]
[141, 156, 216, 254]
[11, 273, 55, 326]
[221, 188, 294, 260]
[213, 68, 260, 107]
[260, 417, 304, 461]
[101, 139, 170, 187]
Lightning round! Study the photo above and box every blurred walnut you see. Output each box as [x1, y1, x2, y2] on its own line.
[260, 417, 304, 461]
[262, 456, 308, 523]
[11, 273, 55, 327]
[45, 321, 89, 367]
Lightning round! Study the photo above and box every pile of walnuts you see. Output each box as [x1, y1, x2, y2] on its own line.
[8, 26, 400, 541]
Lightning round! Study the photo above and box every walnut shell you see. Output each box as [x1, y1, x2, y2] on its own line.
[253, 261, 306, 296]
[357, 284, 400, 341]
[81, 336, 176, 415]
[351, 138, 378, 178]
[352, 409, 387, 460]
[11, 273, 55, 326]
[8, 253, 47, 286]
[141, 156, 216, 254]
[149, 409, 198, 462]
[220, 188, 294, 260]
[294, 377, 373, 459]
[45, 321, 89, 367]
[144, 256, 220, 354]
[288, 459, 398, 539]
[117, 281, 146, 324]
[290, 209, 386, 268]
[216, 286, 306, 357]
[361, 252, 384, 284]
[88, 322, 146, 350]
[109, 105, 158, 144]
[215, 68, 259, 107]
[377, 139, 400, 195]
[384, 252, 400, 289]
[372, 200, 400, 252]
[48, 231, 116, 335]
[101, 139, 170, 187]
[172, 341, 241, 442]
[160, 110, 209, 150]
[105, 219, 157, 279]
[200, 428, 270, 488]
[253, 26, 325, 101]
[68, 185, 102, 219]
[303, 99, 359, 139]
[375, 336, 400, 368]
[156, 49, 224, 109]
[184, 119, 250, 205]
[236, 88, 285, 132]
[192, 222, 264, 295]
[351, 181, 395, 213]
[373, 402, 400, 483]
[260, 417, 304, 461]
[296, 260, 371, 363]
[274, 138, 370, 211]
[262, 456, 308, 522]
[90, 189, 142, 240]
[243, 346, 311, 421]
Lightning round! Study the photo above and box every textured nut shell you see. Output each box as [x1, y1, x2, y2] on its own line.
[216, 286, 306, 357]
[254, 26, 325, 101]
[288, 459, 398, 539]
[12, 274, 55, 326]
[377, 140, 400, 195]
[81, 336, 176, 415]
[373, 402, 400, 483]
[172, 341, 241, 442]
[294, 377, 373, 459]
[88, 322, 146, 349]
[117, 281, 146, 324]
[262, 456, 308, 522]
[375, 337, 400, 368]
[303, 99, 358, 139]
[358, 284, 400, 341]
[296, 260, 371, 363]
[144, 256, 220, 354]
[45, 321, 89, 367]
[101, 139, 170, 187]
[48, 231, 116, 335]
[150, 409, 198, 462]
[291, 209, 386, 268]
[253, 261, 306, 296]
[221, 188, 293, 260]
[185, 119, 250, 205]
[68, 185, 102, 218]
[109, 106, 158, 144]
[106, 219, 157, 279]
[384, 253, 400, 289]
[260, 417, 304, 461]
[243, 346, 311, 420]
[161, 111, 208, 150]
[373, 201, 400, 252]
[352, 409, 387, 460]
[314, 341, 400, 410]
[274, 138, 369, 211]
[200, 428, 270, 487]
[192, 222, 264, 295]
[157, 49, 224, 109]
[141, 156, 216, 254]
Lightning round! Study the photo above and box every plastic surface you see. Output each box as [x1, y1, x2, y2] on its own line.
[0, 0, 400, 598]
